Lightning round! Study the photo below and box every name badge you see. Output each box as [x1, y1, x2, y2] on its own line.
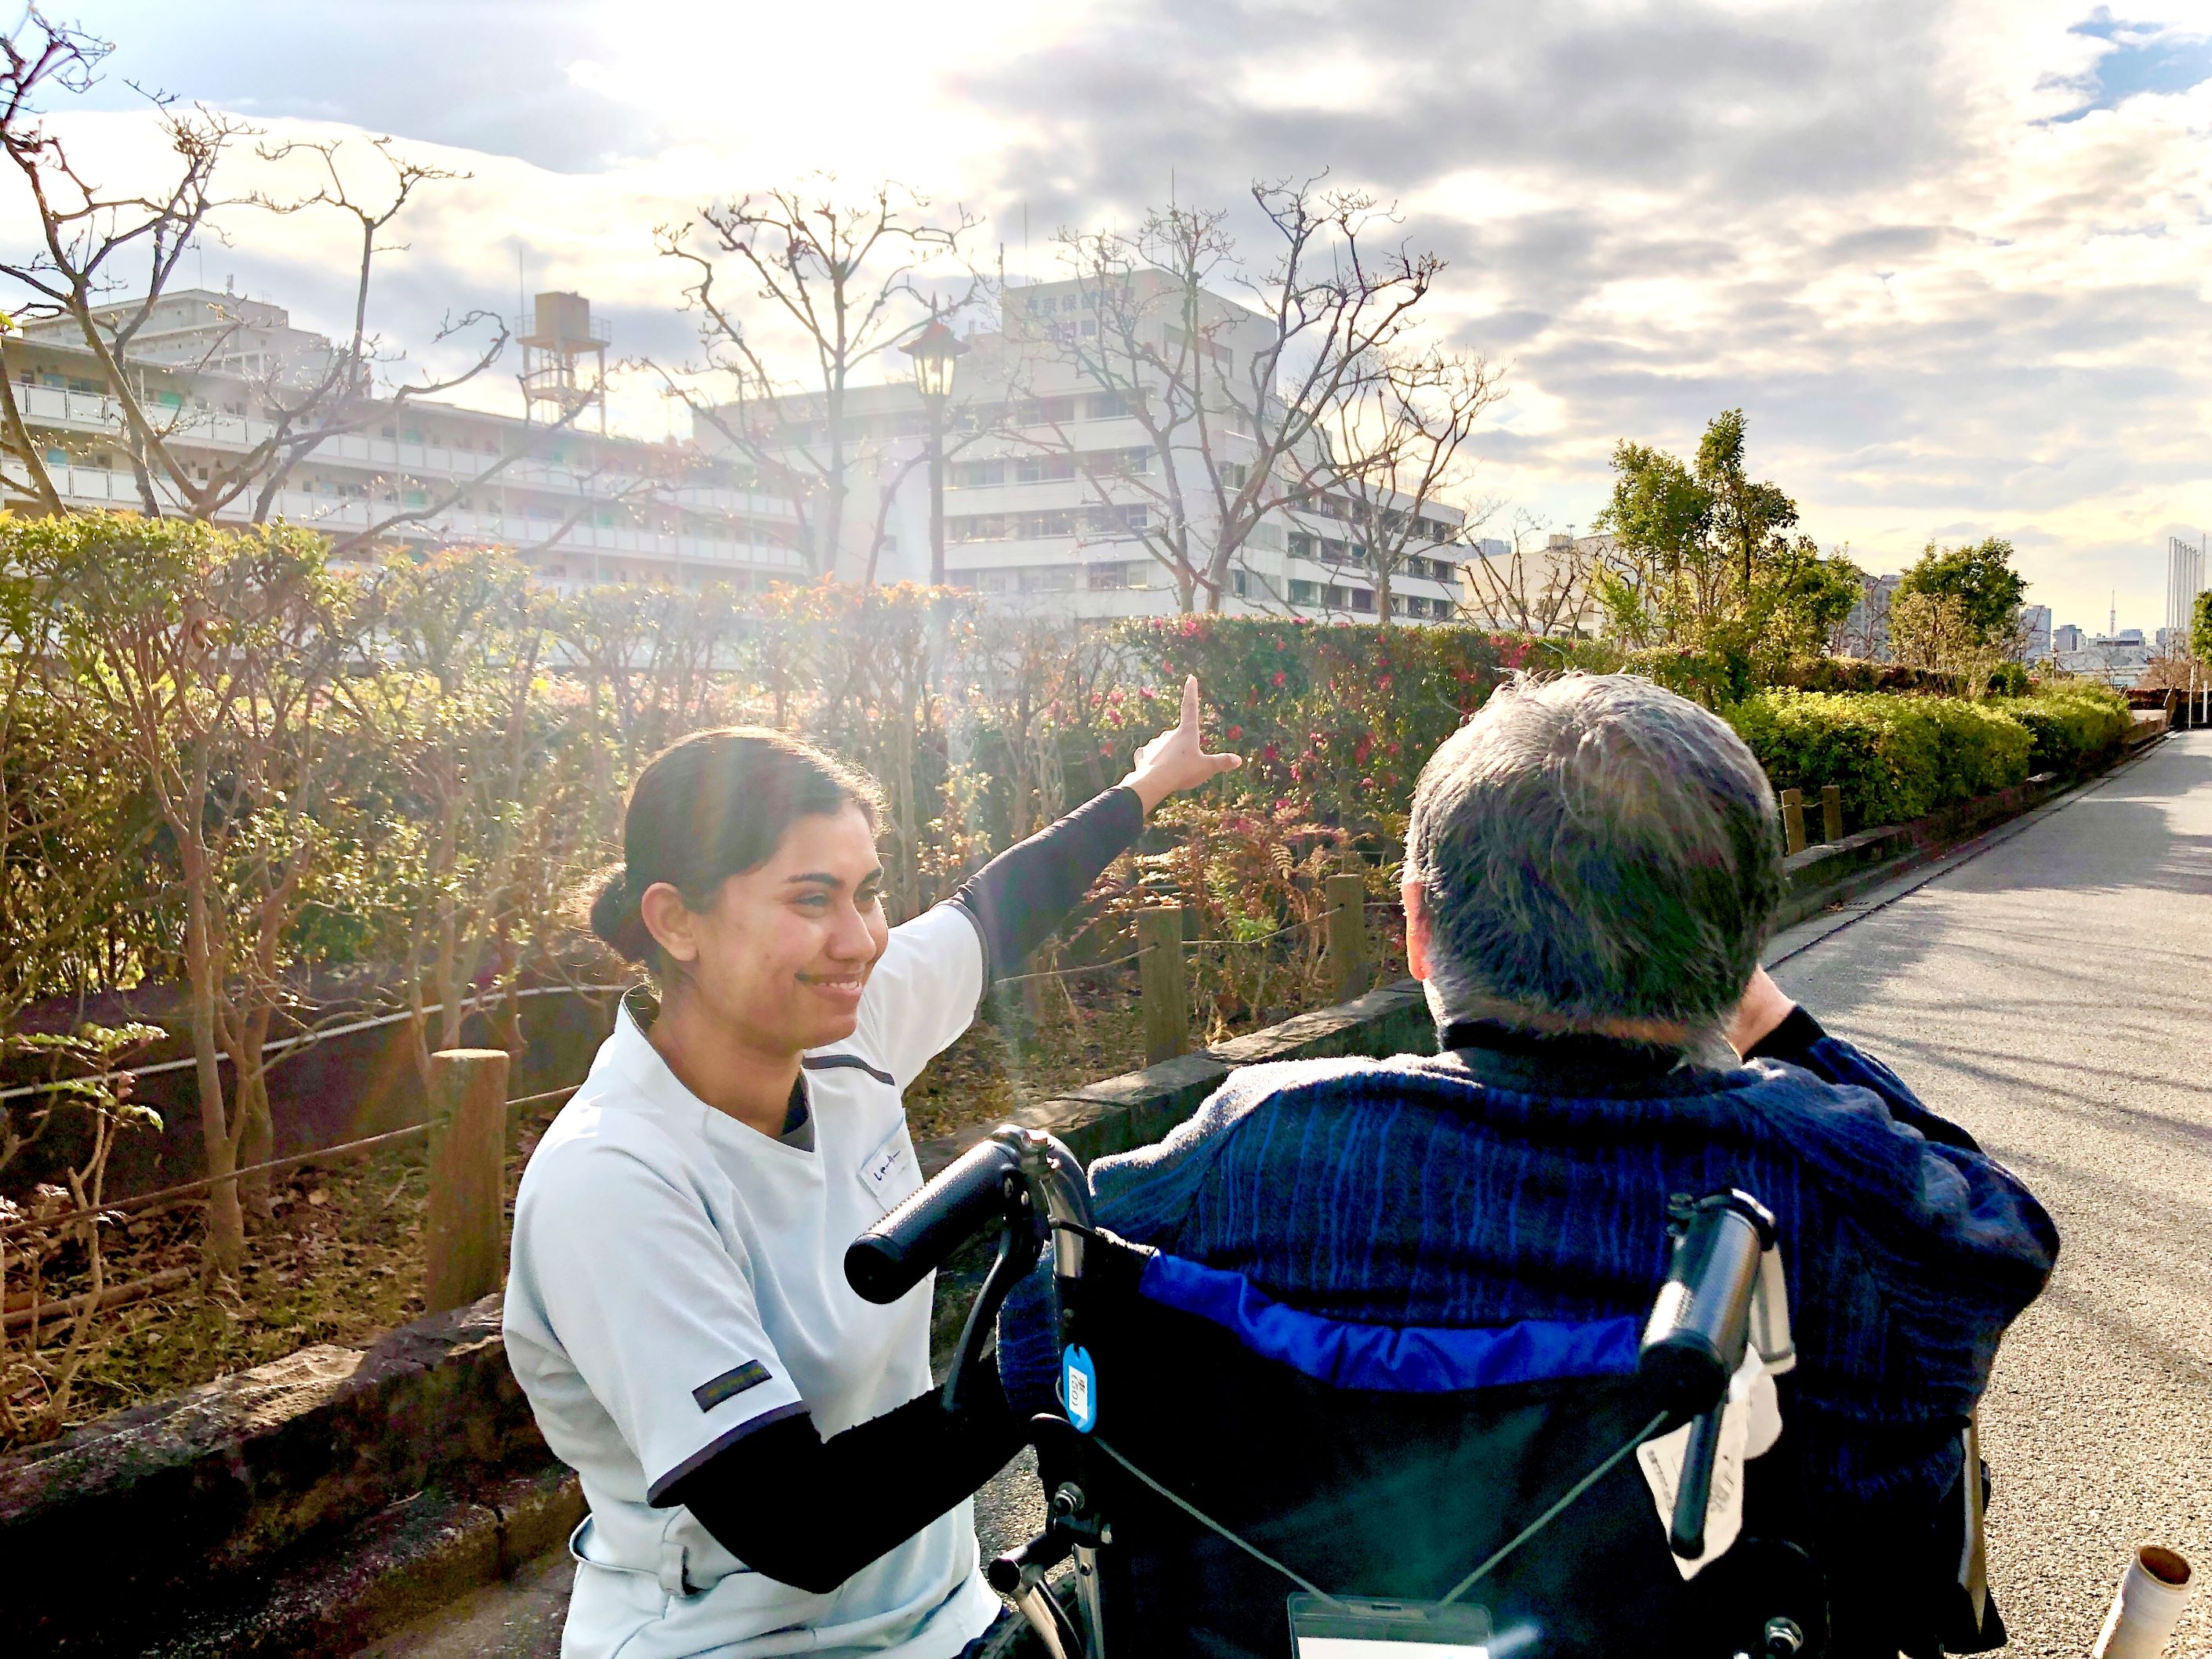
[1287, 1594, 1492, 1657]
[858, 1121, 918, 1208]
[1061, 1345, 1098, 1433]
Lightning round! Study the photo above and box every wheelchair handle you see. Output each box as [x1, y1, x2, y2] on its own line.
[1637, 1190, 1776, 1413]
[847, 1135, 1026, 1305]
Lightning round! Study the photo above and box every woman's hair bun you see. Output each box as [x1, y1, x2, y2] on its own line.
[587, 866, 654, 964]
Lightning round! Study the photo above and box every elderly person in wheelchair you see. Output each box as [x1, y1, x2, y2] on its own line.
[849, 674, 2058, 1659]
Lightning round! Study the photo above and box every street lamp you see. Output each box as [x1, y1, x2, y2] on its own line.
[900, 318, 967, 586]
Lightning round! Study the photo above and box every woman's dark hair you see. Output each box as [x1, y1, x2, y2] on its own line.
[585, 727, 883, 969]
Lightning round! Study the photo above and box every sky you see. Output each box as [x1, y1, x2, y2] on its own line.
[13, 0, 2212, 632]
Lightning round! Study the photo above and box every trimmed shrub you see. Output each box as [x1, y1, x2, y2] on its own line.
[1724, 690, 2030, 834]
[1778, 657, 1964, 697]
[1993, 684, 2131, 773]
[1920, 697, 2034, 804]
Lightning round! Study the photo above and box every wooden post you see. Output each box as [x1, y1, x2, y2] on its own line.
[1780, 788, 1807, 856]
[1325, 872, 1371, 1005]
[424, 1048, 509, 1314]
[1820, 784, 1843, 845]
[1136, 908, 1189, 1066]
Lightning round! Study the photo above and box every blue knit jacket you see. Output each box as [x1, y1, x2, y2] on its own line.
[997, 1011, 2058, 1527]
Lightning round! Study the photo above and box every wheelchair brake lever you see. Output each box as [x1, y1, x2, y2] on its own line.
[988, 1523, 1075, 1595]
[940, 1176, 1043, 1416]
[1669, 1400, 1726, 1559]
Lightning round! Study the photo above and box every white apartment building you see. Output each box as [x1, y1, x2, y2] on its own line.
[712, 272, 1469, 623]
[1, 288, 806, 592]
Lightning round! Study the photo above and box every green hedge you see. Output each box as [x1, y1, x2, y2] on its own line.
[1724, 684, 2124, 835]
[1991, 685, 2132, 773]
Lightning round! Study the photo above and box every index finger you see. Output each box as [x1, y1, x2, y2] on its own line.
[1180, 674, 1200, 731]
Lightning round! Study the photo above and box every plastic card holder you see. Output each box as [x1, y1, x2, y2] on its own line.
[1287, 1594, 1493, 1657]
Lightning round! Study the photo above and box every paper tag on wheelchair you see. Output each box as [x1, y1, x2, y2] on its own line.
[1287, 1594, 1492, 1657]
[1060, 1344, 1097, 1433]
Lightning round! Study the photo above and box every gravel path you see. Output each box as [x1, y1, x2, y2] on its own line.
[359, 731, 2211, 1654]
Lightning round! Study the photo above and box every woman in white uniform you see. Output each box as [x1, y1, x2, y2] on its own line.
[504, 679, 1238, 1659]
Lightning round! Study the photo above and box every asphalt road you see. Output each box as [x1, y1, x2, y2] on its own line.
[357, 730, 2211, 1656]
[1759, 728, 2212, 1654]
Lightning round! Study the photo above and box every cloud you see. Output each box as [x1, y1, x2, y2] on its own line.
[5, 0, 2209, 628]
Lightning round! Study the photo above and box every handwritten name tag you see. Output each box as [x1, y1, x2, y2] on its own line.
[858, 1122, 918, 1209]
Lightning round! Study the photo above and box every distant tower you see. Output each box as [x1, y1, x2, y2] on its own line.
[517, 292, 609, 433]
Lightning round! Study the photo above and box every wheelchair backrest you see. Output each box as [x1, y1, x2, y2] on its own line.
[1050, 1240, 1819, 1659]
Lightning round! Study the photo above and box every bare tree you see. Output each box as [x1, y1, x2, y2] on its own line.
[1017, 180, 1441, 612]
[1309, 346, 1502, 625]
[655, 178, 982, 578]
[0, 11, 590, 542]
[1459, 513, 1598, 637]
[332, 548, 593, 1086]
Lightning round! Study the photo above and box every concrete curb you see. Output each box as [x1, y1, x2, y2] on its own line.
[0, 1295, 553, 1657]
[155, 1465, 582, 1659]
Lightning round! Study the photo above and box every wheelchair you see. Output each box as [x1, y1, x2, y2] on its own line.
[847, 1127, 2002, 1659]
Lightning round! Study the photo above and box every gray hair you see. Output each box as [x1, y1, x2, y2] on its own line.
[1405, 674, 1782, 1048]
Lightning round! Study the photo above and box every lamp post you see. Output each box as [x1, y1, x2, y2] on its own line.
[900, 318, 967, 587]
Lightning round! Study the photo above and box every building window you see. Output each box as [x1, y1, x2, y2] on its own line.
[1086, 393, 1132, 421]
[1014, 455, 1076, 484]
[1086, 502, 1150, 537]
[949, 459, 1006, 489]
[1289, 579, 1317, 604]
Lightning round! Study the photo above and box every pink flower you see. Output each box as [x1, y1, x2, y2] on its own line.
[1271, 670, 1287, 687]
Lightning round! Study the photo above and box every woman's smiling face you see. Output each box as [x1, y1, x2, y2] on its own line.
[645, 803, 890, 1056]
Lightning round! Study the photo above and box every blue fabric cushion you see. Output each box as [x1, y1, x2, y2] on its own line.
[1139, 1251, 1640, 1393]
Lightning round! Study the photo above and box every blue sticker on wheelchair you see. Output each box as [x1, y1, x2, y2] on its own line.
[1060, 1345, 1098, 1433]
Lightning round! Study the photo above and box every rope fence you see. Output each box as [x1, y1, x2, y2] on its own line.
[0, 981, 597, 1107]
[5, 891, 1391, 1353]
[0, 1080, 582, 1247]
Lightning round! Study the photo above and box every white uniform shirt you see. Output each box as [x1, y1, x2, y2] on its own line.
[505, 904, 999, 1659]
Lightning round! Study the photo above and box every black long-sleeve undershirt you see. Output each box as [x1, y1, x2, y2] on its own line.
[651, 789, 1144, 1593]
[948, 784, 1144, 985]
[658, 1352, 1024, 1593]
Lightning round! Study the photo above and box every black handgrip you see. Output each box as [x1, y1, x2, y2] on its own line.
[1637, 1190, 1775, 1413]
[846, 1136, 1024, 1305]
[986, 1526, 1075, 1594]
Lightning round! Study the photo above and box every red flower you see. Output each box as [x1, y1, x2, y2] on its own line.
[1271, 670, 1287, 687]
[1263, 742, 1280, 762]
[1226, 724, 1243, 741]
